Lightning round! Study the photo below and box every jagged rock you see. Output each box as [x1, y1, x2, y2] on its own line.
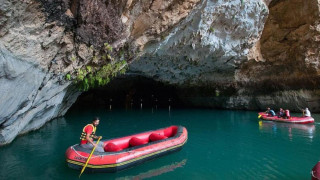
[0, 0, 268, 145]
[129, 0, 269, 100]
[236, 0, 320, 112]
[0, 45, 80, 144]
[0, 0, 79, 145]
[2, 0, 320, 145]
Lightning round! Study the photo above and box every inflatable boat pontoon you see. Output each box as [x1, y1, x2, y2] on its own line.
[65, 125, 187, 173]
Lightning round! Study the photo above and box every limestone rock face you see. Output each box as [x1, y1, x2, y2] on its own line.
[75, 0, 126, 47]
[130, 0, 268, 86]
[129, 0, 269, 108]
[129, 0, 320, 113]
[0, 0, 269, 144]
[0, 0, 79, 145]
[2, 0, 319, 145]
[0, 0, 206, 145]
[235, 0, 320, 112]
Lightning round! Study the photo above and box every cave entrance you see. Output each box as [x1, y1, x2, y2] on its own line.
[71, 75, 186, 110]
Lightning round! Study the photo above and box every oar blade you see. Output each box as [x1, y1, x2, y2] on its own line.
[79, 137, 102, 178]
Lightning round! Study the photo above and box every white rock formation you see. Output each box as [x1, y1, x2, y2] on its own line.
[130, 0, 268, 86]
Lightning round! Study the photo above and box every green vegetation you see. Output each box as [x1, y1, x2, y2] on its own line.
[71, 55, 77, 62]
[209, 27, 215, 33]
[75, 60, 127, 91]
[65, 74, 71, 81]
[107, 54, 113, 61]
[66, 42, 128, 91]
[215, 89, 220, 97]
[101, 55, 106, 61]
[86, 66, 92, 73]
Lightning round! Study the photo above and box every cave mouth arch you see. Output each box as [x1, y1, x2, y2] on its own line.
[69, 0, 320, 113]
[70, 75, 188, 110]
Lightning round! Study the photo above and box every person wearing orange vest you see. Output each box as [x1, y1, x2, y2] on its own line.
[80, 117, 104, 152]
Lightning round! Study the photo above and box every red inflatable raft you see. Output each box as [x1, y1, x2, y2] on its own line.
[258, 112, 314, 124]
[65, 125, 188, 173]
[312, 161, 320, 179]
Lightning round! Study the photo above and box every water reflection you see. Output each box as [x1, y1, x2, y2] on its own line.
[258, 120, 315, 140]
[115, 159, 187, 180]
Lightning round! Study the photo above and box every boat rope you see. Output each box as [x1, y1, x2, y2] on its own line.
[71, 145, 102, 159]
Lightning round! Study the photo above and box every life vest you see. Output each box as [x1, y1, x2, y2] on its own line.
[285, 110, 290, 117]
[80, 124, 96, 141]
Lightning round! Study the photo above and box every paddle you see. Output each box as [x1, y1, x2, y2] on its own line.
[79, 136, 102, 178]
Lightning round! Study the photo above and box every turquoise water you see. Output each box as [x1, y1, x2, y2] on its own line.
[1, 108, 320, 180]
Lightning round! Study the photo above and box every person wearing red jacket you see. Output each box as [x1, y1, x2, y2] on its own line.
[80, 117, 104, 152]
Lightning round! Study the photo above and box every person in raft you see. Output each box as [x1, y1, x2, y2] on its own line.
[80, 117, 105, 152]
[266, 107, 276, 116]
[303, 107, 311, 117]
[277, 108, 285, 118]
[284, 109, 290, 119]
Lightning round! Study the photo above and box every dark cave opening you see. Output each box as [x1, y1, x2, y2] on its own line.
[71, 75, 188, 110]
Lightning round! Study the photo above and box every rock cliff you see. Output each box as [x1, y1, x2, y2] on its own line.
[236, 0, 320, 111]
[0, 0, 206, 145]
[0, 0, 80, 144]
[131, 0, 320, 113]
[1, 0, 319, 145]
